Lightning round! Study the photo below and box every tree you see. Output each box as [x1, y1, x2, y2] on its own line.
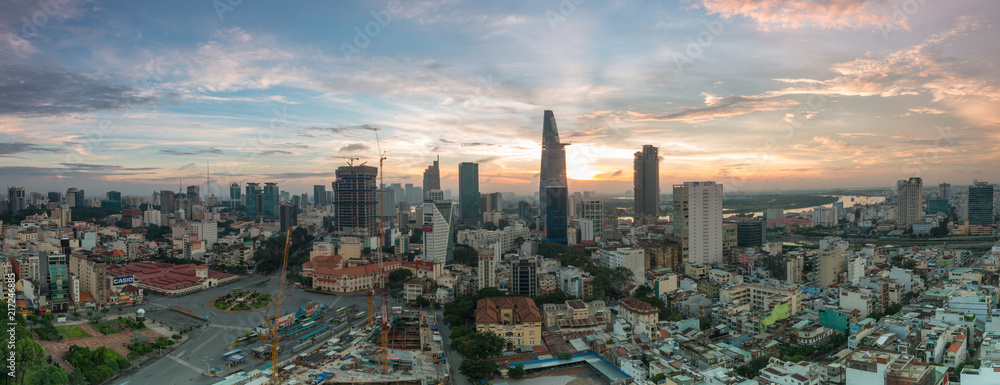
[869, 311, 885, 321]
[459, 359, 498, 383]
[508, 364, 526, 379]
[415, 296, 430, 308]
[452, 331, 505, 360]
[482, 222, 498, 231]
[388, 269, 414, 283]
[130, 332, 150, 346]
[30, 365, 69, 385]
[558, 352, 572, 360]
[409, 231, 422, 244]
[700, 315, 713, 330]
[452, 244, 478, 266]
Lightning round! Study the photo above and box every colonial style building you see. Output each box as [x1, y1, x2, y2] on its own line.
[309, 261, 401, 293]
[475, 296, 544, 351]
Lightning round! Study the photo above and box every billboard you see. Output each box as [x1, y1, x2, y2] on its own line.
[415, 260, 434, 271]
[422, 224, 433, 233]
[111, 275, 135, 286]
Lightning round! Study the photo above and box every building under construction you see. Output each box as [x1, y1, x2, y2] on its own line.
[333, 165, 379, 238]
[370, 315, 423, 350]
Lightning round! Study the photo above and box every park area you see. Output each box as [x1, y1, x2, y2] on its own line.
[55, 325, 91, 340]
[213, 290, 273, 312]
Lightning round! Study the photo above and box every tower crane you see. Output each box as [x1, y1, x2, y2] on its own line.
[375, 131, 390, 375]
[259, 228, 292, 384]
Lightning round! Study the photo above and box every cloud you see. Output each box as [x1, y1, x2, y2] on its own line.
[0, 64, 159, 117]
[296, 125, 382, 137]
[627, 93, 798, 123]
[157, 147, 224, 156]
[338, 143, 370, 152]
[59, 163, 159, 172]
[697, 0, 908, 31]
[178, 163, 197, 170]
[258, 150, 293, 156]
[476, 156, 499, 164]
[0, 142, 66, 156]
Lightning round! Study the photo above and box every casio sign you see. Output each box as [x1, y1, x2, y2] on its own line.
[112, 276, 135, 286]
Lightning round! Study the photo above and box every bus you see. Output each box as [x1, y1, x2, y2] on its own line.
[222, 349, 242, 358]
[334, 307, 346, 316]
[354, 311, 366, 320]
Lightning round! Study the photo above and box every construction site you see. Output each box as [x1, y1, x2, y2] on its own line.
[271, 312, 449, 385]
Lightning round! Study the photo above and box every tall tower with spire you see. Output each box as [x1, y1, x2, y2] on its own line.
[539, 110, 569, 244]
[422, 155, 440, 201]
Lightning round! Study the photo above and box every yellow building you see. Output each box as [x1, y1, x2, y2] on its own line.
[475, 297, 544, 350]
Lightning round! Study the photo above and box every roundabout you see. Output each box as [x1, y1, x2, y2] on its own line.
[210, 291, 275, 313]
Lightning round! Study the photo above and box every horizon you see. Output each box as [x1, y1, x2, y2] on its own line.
[2, 1, 998, 196]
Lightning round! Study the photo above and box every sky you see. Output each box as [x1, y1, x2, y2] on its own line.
[1, 0, 998, 198]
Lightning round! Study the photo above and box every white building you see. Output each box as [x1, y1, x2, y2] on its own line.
[813, 206, 838, 227]
[602, 248, 645, 285]
[673, 181, 723, 266]
[581, 199, 604, 240]
[846, 257, 866, 286]
[422, 200, 453, 265]
[839, 287, 877, 318]
[191, 221, 217, 247]
[143, 210, 161, 227]
[896, 178, 923, 230]
[962, 361, 1000, 385]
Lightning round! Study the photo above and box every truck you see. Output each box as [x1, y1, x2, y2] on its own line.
[430, 323, 438, 331]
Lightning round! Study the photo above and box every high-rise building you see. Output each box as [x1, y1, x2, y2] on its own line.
[459, 162, 480, 226]
[7, 187, 26, 213]
[633, 145, 659, 223]
[404, 183, 415, 204]
[427, 189, 444, 202]
[817, 247, 848, 289]
[538, 110, 569, 233]
[939, 182, 951, 199]
[422, 200, 454, 264]
[279, 203, 298, 232]
[423, 156, 440, 201]
[186, 185, 201, 205]
[333, 165, 378, 237]
[479, 192, 502, 213]
[544, 186, 568, 245]
[69, 252, 108, 306]
[969, 181, 994, 226]
[245, 183, 262, 219]
[103, 191, 122, 212]
[928, 199, 949, 215]
[895, 177, 923, 230]
[313, 185, 327, 207]
[42, 248, 70, 313]
[230, 183, 241, 202]
[673, 181, 723, 266]
[159, 190, 175, 213]
[389, 183, 404, 204]
[517, 200, 532, 222]
[66, 188, 78, 208]
[510, 256, 539, 298]
[47, 191, 62, 204]
[376, 187, 395, 218]
[262, 183, 279, 220]
[582, 199, 604, 240]
[735, 219, 766, 248]
[75, 189, 85, 208]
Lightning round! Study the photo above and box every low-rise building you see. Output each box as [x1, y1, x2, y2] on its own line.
[475, 296, 544, 351]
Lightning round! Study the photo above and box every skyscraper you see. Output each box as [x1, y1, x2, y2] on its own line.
[333, 165, 378, 237]
[279, 203, 298, 232]
[47, 191, 62, 204]
[422, 156, 440, 201]
[939, 183, 951, 199]
[245, 183, 262, 219]
[7, 187, 25, 213]
[262, 183, 279, 220]
[313, 185, 327, 207]
[895, 177, 922, 230]
[75, 189, 85, 208]
[159, 190, 175, 213]
[969, 181, 994, 226]
[673, 181, 723, 266]
[538, 110, 569, 232]
[459, 162, 480, 226]
[230, 183, 241, 202]
[104, 191, 122, 211]
[186, 185, 201, 205]
[633, 145, 659, 223]
[422, 200, 454, 264]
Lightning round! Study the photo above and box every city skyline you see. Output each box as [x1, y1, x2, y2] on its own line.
[2, 1, 999, 195]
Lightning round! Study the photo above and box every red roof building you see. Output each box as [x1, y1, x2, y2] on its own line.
[106, 262, 238, 296]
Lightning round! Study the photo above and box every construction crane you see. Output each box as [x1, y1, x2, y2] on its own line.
[375, 131, 390, 375]
[259, 228, 292, 384]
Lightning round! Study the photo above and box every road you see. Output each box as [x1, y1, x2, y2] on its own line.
[435, 310, 470, 385]
[114, 272, 370, 385]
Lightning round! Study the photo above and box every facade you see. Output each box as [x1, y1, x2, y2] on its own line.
[544, 186, 569, 245]
[673, 181, 723, 266]
[968, 181, 994, 226]
[817, 247, 848, 289]
[7, 187, 26, 213]
[313, 185, 327, 207]
[928, 199, 948, 215]
[582, 199, 604, 240]
[736, 219, 766, 248]
[262, 183, 279, 220]
[477, 252, 497, 290]
[541, 299, 609, 332]
[309, 261, 401, 293]
[186, 185, 200, 205]
[475, 297, 544, 349]
[813, 206, 838, 227]
[839, 287, 878, 318]
[68, 252, 108, 306]
[555, 267, 593, 299]
[244, 183, 261, 219]
[279, 204, 298, 232]
[422, 200, 454, 265]
[106, 262, 238, 296]
[633, 145, 659, 222]
[333, 165, 378, 237]
[896, 177, 923, 230]
[422, 156, 440, 201]
[538, 110, 569, 235]
[619, 297, 660, 335]
[509, 256, 538, 298]
[230, 183, 241, 203]
[458, 162, 480, 226]
[602, 248, 645, 286]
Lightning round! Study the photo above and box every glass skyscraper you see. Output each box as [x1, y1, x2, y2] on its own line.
[539, 110, 568, 233]
[633, 145, 659, 221]
[969, 182, 994, 226]
[544, 186, 568, 245]
[262, 183, 279, 220]
[458, 162, 480, 226]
